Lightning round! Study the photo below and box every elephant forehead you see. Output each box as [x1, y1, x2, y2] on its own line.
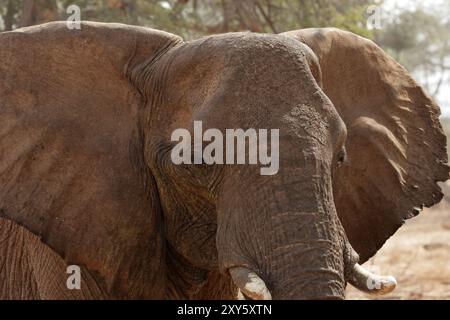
[178, 32, 313, 83]
[152, 33, 323, 131]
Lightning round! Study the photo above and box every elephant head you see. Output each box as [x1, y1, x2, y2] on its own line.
[0, 22, 448, 299]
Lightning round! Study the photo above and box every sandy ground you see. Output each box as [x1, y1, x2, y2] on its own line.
[346, 182, 450, 300]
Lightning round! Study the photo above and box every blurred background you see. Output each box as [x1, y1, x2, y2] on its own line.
[0, 0, 449, 299]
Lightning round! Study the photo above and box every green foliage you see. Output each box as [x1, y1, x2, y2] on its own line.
[375, 1, 450, 98]
[0, 0, 376, 39]
[0, 0, 20, 30]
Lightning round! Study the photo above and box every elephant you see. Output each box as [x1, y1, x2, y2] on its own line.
[0, 21, 448, 300]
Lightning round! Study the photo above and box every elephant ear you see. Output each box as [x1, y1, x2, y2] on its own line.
[0, 22, 182, 297]
[283, 28, 449, 262]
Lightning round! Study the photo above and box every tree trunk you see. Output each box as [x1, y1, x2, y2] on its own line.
[3, 0, 17, 31]
[18, 0, 58, 28]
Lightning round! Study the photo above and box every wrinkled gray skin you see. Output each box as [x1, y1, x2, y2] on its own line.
[0, 22, 447, 300]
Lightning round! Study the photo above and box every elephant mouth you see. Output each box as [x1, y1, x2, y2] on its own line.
[227, 264, 397, 300]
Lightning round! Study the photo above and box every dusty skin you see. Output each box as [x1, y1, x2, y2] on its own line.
[0, 22, 448, 299]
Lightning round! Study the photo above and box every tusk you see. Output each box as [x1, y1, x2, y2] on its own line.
[229, 267, 272, 300]
[236, 289, 246, 300]
[348, 264, 397, 295]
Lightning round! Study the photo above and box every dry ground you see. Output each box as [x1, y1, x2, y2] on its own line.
[346, 182, 450, 300]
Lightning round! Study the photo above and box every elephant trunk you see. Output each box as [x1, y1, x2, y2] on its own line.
[217, 154, 396, 299]
[217, 153, 355, 299]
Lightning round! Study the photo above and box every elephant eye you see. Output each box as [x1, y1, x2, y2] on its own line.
[336, 147, 347, 165]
